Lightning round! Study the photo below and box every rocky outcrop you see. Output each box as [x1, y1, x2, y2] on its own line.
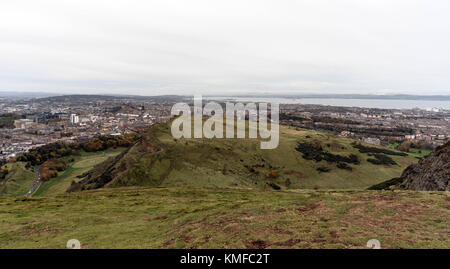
[400, 142, 449, 191]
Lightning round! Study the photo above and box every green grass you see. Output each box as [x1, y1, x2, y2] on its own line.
[0, 162, 35, 196]
[388, 143, 431, 158]
[407, 148, 432, 158]
[0, 187, 448, 249]
[33, 148, 125, 196]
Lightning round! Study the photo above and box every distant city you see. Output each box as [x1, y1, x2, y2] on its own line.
[0, 94, 449, 161]
[0, 95, 174, 161]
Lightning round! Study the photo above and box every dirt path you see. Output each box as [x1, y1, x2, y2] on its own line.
[24, 166, 41, 196]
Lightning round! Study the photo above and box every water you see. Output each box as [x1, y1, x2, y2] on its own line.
[207, 97, 450, 110]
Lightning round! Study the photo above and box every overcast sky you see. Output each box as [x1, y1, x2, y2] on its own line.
[1, 0, 450, 96]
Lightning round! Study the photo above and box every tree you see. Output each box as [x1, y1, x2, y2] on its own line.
[398, 141, 411, 152]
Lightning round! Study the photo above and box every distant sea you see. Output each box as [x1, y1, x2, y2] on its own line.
[208, 97, 450, 110]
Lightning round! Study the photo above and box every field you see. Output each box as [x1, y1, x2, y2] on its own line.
[0, 187, 448, 249]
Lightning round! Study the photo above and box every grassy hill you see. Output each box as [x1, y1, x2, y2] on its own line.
[0, 162, 35, 196]
[0, 187, 448, 248]
[73, 120, 417, 191]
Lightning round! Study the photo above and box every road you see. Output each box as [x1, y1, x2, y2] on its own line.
[24, 166, 41, 196]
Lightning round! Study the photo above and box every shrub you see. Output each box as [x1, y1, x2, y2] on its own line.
[285, 178, 291, 187]
[316, 166, 330, 173]
[367, 177, 403, 190]
[367, 154, 397, 165]
[398, 141, 411, 152]
[352, 144, 408, 156]
[296, 142, 359, 164]
[337, 162, 352, 171]
[0, 168, 9, 180]
[265, 170, 279, 179]
[266, 182, 281, 190]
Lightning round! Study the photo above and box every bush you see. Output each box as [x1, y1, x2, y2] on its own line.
[0, 168, 9, 180]
[368, 177, 403, 190]
[296, 142, 359, 164]
[266, 182, 281, 190]
[352, 144, 408, 156]
[285, 178, 291, 187]
[40, 167, 58, 181]
[316, 166, 330, 173]
[265, 170, 279, 179]
[40, 159, 67, 181]
[337, 162, 352, 171]
[398, 141, 411, 152]
[367, 154, 397, 165]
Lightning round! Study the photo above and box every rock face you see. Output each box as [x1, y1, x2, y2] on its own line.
[401, 142, 450, 191]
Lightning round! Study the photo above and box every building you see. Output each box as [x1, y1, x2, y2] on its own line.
[363, 137, 381, 145]
[70, 114, 79, 124]
[13, 119, 34, 129]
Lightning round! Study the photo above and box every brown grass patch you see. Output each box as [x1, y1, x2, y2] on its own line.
[272, 238, 301, 247]
[153, 216, 168, 220]
[296, 201, 321, 214]
[243, 239, 269, 249]
[20, 225, 57, 236]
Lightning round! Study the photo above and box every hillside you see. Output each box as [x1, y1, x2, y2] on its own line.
[401, 142, 449, 191]
[0, 162, 35, 196]
[0, 187, 448, 248]
[369, 142, 450, 191]
[70, 120, 417, 192]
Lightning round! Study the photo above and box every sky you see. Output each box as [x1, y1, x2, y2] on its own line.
[1, 0, 450, 96]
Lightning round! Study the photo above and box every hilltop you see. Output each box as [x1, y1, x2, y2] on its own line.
[69, 120, 417, 192]
[0, 187, 448, 248]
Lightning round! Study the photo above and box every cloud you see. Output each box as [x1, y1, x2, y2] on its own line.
[0, 0, 449, 95]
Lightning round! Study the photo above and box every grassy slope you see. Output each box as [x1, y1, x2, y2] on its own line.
[407, 148, 432, 158]
[33, 148, 124, 196]
[388, 143, 432, 158]
[0, 162, 35, 196]
[0, 187, 448, 249]
[110, 121, 417, 190]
